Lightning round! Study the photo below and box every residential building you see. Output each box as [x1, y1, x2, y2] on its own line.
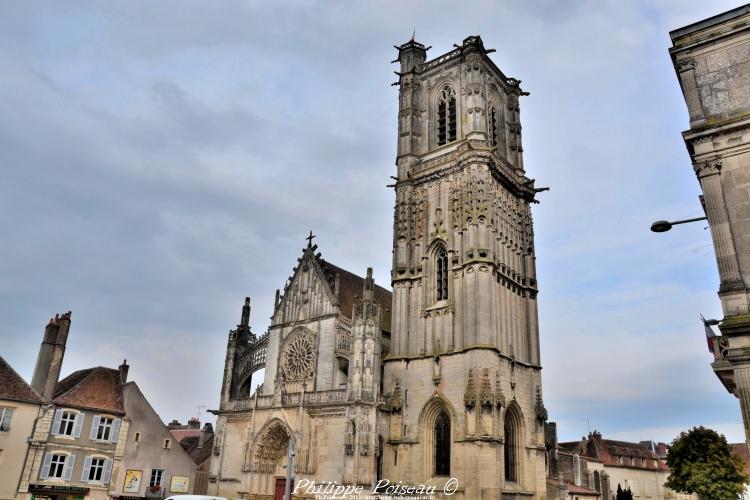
[14, 312, 201, 500]
[177, 423, 214, 495]
[0, 356, 44, 499]
[211, 35, 548, 499]
[559, 431, 698, 500]
[669, 5, 750, 446]
[110, 383, 198, 498]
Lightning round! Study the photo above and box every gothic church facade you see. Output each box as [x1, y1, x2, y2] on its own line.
[211, 35, 548, 500]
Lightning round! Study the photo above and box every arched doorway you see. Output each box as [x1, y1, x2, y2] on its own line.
[249, 420, 294, 500]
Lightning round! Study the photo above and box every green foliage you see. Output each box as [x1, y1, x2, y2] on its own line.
[616, 484, 634, 500]
[665, 426, 749, 500]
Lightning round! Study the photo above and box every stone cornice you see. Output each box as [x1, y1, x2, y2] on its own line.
[383, 344, 542, 369]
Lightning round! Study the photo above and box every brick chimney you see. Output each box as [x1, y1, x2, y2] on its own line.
[31, 311, 71, 401]
[119, 359, 129, 384]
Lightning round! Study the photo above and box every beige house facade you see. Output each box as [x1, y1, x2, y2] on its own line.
[0, 357, 44, 500]
[212, 35, 548, 500]
[110, 382, 198, 498]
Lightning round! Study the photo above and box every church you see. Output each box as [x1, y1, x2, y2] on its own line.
[210, 35, 549, 500]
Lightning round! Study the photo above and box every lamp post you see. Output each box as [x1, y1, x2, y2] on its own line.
[650, 216, 707, 233]
[284, 439, 294, 500]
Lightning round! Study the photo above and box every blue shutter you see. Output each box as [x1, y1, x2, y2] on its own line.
[73, 412, 84, 438]
[90, 415, 100, 440]
[39, 453, 52, 480]
[80, 455, 92, 482]
[110, 418, 122, 443]
[102, 458, 113, 484]
[52, 409, 63, 436]
[62, 454, 76, 481]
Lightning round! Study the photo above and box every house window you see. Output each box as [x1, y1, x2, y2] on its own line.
[48, 454, 67, 478]
[88, 457, 105, 481]
[436, 86, 457, 146]
[434, 411, 450, 476]
[0, 407, 14, 432]
[96, 417, 113, 441]
[134, 432, 140, 442]
[436, 247, 448, 301]
[58, 411, 76, 435]
[163, 438, 171, 449]
[150, 468, 165, 487]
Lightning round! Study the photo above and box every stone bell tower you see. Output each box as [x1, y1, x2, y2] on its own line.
[379, 36, 548, 499]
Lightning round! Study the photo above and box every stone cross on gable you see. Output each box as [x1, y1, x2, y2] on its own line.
[306, 230, 316, 248]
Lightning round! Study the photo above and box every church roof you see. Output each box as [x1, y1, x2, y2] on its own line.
[319, 259, 392, 332]
[53, 366, 125, 415]
[0, 356, 43, 404]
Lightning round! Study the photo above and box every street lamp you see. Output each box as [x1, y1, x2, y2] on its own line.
[650, 216, 707, 233]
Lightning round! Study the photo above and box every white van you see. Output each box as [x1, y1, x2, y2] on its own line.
[165, 496, 228, 500]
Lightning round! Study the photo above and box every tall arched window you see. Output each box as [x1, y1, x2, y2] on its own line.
[434, 411, 451, 476]
[573, 454, 581, 486]
[436, 247, 448, 301]
[437, 86, 457, 146]
[504, 404, 523, 483]
[594, 471, 601, 492]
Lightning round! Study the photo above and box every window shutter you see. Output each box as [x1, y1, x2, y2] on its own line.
[80, 455, 93, 482]
[73, 412, 84, 438]
[110, 418, 122, 443]
[52, 409, 63, 435]
[39, 453, 52, 480]
[90, 415, 100, 440]
[102, 458, 113, 484]
[62, 454, 76, 481]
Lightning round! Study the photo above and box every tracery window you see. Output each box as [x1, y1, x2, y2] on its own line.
[434, 411, 451, 476]
[281, 331, 315, 382]
[437, 86, 457, 146]
[436, 247, 448, 301]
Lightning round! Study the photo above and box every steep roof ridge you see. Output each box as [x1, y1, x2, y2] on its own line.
[0, 355, 44, 404]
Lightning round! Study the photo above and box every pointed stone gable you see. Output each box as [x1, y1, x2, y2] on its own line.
[272, 244, 391, 331]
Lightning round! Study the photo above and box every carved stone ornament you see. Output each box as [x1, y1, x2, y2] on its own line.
[280, 330, 316, 382]
[694, 158, 722, 178]
[495, 374, 506, 409]
[535, 386, 548, 422]
[464, 370, 477, 409]
[479, 369, 493, 408]
[388, 382, 403, 413]
[676, 58, 695, 72]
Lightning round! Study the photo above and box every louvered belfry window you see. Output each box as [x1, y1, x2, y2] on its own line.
[436, 247, 448, 301]
[437, 86, 457, 146]
[434, 411, 451, 476]
[490, 106, 498, 146]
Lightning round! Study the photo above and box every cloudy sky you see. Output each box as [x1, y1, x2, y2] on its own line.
[1, 0, 745, 444]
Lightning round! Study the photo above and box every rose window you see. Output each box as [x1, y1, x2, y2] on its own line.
[281, 333, 315, 381]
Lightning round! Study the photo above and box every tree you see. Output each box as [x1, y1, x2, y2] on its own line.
[616, 484, 634, 500]
[665, 426, 749, 499]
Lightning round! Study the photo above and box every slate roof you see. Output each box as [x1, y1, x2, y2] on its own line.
[180, 434, 214, 466]
[0, 356, 43, 404]
[318, 259, 392, 332]
[559, 432, 668, 471]
[53, 366, 125, 415]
